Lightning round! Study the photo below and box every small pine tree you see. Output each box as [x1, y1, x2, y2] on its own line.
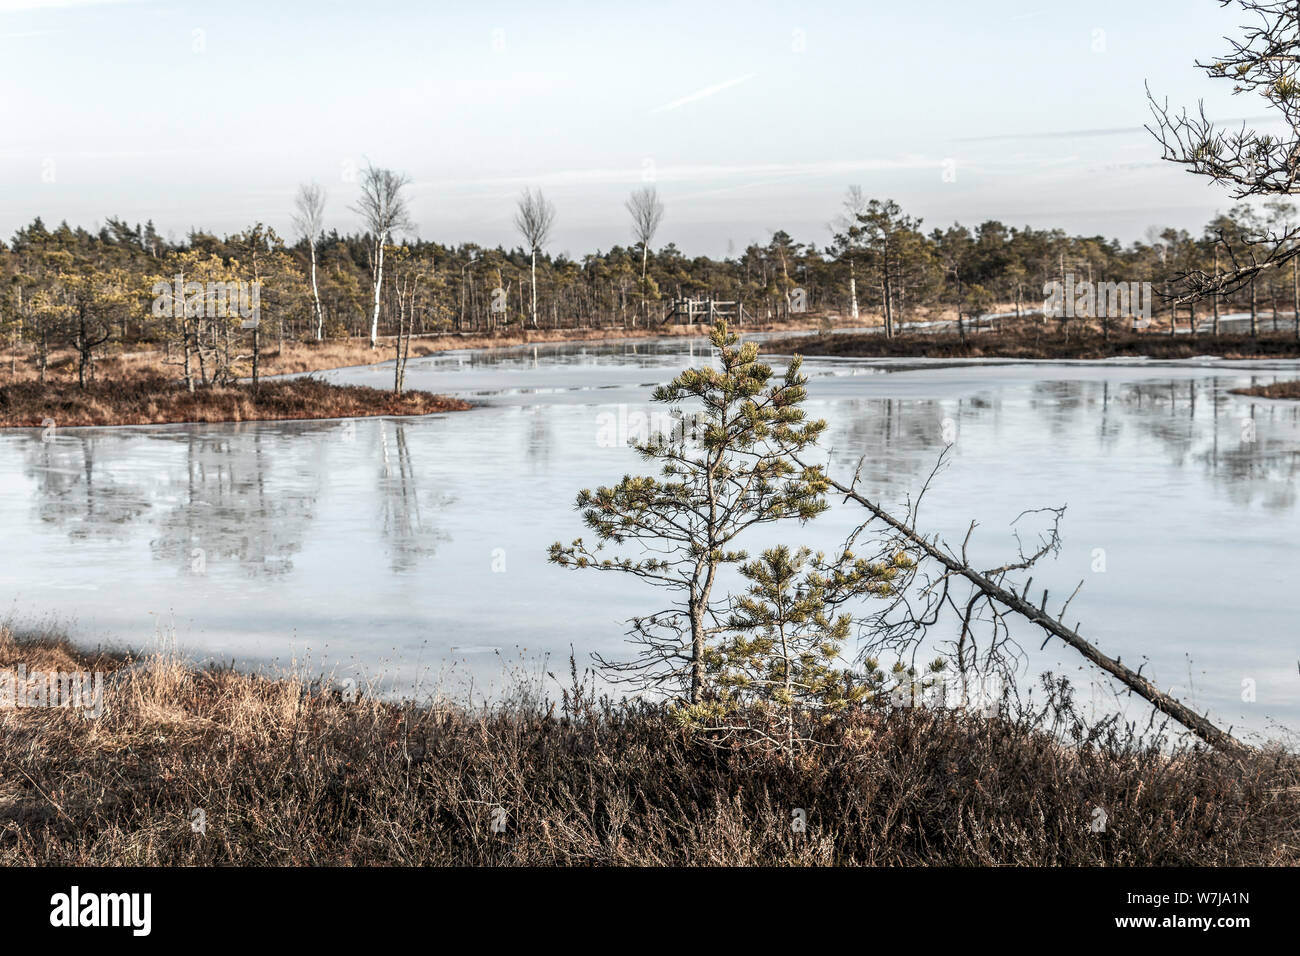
[701, 544, 912, 752]
[549, 321, 832, 704]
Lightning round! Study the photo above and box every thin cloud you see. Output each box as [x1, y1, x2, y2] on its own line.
[0, 0, 139, 9]
[435, 157, 948, 192]
[957, 125, 1149, 143]
[650, 74, 755, 114]
[957, 116, 1284, 143]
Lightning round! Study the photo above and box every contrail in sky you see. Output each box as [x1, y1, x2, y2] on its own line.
[651, 74, 755, 114]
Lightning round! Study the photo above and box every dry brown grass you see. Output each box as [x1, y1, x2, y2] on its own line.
[0, 372, 470, 428]
[0, 349, 164, 385]
[1232, 380, 1300, 399]
[245, 317, 849, 375]
[0, 316, 835, 385]
[771, 320, 1300, 361]
[1, 626, 1295, 866]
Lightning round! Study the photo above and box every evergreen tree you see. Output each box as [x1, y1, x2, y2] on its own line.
[549, 321, 832, 704]
[550, 322, 919, 749]
[704, 543, 909, 752]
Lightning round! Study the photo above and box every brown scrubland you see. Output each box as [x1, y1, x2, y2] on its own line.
[0, 318, 831, 426]
[1, 627, 1294, 866]
[770, 318, 1300, 361]
[1232, 380, 1300, 399]
[0, 316, 834, 384]
[0, 373, 469, 428]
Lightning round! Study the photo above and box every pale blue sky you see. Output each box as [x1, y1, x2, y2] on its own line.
[0, 0, 1274, 255]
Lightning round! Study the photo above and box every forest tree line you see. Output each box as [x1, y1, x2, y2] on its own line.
[2, 170, 1297, 388]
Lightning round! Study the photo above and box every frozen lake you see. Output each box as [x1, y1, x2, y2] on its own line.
[2, 334, 1298, 740]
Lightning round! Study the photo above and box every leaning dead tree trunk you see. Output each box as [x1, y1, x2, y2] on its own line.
[814, 463, 1250, 754]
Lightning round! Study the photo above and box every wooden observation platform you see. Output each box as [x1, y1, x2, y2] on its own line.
[663, 297, 751, 325]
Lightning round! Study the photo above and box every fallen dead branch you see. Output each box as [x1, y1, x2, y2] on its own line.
[802, 451, 1251, 755]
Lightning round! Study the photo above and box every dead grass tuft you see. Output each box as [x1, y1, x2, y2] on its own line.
[0, 373, 470, 428]
[0, 628, 1294, 866]
[1232, 380, 1300, 399]
[772, 321, 1300, 361]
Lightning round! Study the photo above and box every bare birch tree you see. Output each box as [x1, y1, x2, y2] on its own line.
[291, 182, 327, 341]
[352, 164, 412, 349]
[626, 186, 664, 327]
[833, 185, 869, 320]
[514, 188, 555, 330]
[626, 186, 664, 282]
[388, 247, 429, 395]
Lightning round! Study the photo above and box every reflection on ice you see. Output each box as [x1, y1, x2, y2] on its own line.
[1, 336, 1297, 735]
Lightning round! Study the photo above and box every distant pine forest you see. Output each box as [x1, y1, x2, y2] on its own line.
[2, 188, 1293, 389]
